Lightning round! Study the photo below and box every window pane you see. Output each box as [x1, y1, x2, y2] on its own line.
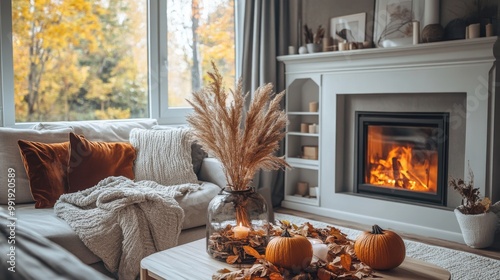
[166, 0, 235, 108]
[12, 0, 149, 122]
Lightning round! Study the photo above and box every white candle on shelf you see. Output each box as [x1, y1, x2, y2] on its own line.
[423, 0, 439, 26]
[232, 223, 250, 239]
[413, 21, 420, 44]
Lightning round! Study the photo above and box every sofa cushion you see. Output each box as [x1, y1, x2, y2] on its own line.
[17, 140, 70, 208]
[152, 125, 208, 175]
[33, 119, 158, 142]
[0, 127, 73, 204]
[130, 128, 199, 186]
[0, 211, 110, 279]
[68, 133, 136, 192]
[10, 204, 102, 265]
[176, 182, 221, 229]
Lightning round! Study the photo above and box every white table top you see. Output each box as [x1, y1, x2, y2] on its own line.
[140, 238, 450, 280]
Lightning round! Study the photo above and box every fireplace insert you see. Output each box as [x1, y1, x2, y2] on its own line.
[355, 112, 449, 206]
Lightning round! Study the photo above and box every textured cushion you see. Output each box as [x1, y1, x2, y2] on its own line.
[0, 128, 73, 204]
[18, 140, 69, 208]
[152, 125, 208, 175]
[9, 204, 101, 265]
[68, 133, 136, 192]
[130, 128, 199, 186]
[33, 119, 158, 142]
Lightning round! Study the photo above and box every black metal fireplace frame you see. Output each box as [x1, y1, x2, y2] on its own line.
[355, 112, 449, 206]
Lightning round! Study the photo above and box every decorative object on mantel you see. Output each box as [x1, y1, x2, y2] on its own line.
[187, 63, 290, 263]
[449, 166, 499, 248]
[330, 12, 366, 46]
[213, 220, 374, 279]
[467, 23, 481, 39]
[374, 0, 425, 47]
[304, 24, 324, 53]
[444, 18, 467, 40]
[412, 21, 420, 44]
[421, 23, 445, 43]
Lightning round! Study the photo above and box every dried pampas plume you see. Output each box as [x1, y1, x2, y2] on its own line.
[186, 62, 290, 191]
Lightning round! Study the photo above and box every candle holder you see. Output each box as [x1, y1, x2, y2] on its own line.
[206, 187, 270, 263]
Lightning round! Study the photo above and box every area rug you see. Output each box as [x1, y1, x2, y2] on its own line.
[274, 213, 500, 280]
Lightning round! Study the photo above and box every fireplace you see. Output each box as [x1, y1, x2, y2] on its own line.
[278, 37, 498, 243]
[355, 112, 449, 206]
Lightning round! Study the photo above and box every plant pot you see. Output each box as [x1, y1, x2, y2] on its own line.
[306, 43, 321, 53]
[454, 208, 498, 248]
[206, 187, 269, 263]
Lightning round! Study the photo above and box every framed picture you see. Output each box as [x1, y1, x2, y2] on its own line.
[374, 0, 425, 47]
[330, 13, 366, 44]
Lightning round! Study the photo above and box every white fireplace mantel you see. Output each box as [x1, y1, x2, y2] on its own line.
[278, 37, 499, 243]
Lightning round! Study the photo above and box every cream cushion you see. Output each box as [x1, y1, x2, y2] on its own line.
[0, 128, 73, 204]
[130, 128, 199, 186]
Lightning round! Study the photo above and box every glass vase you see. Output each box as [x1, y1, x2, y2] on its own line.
[206, 187, 270, 263]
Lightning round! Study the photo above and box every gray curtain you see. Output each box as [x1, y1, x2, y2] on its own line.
[240, 0, 291, 213]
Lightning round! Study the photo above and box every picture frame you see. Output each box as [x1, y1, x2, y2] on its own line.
[330, 12, 366, 44]
[374, 0, 425, 48]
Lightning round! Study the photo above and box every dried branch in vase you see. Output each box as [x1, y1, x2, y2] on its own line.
[186, 62, 290, 191]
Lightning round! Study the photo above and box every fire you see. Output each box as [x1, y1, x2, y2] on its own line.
[365, 126, 438, 193]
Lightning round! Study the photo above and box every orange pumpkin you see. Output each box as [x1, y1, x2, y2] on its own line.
[265, 229, 313, 272]
[354, 224, 405, 270]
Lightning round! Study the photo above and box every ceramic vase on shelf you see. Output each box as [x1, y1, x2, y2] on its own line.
[306, 43, 321, 53]
[206, 186, 269, 263]
[454, 208, 498, 248]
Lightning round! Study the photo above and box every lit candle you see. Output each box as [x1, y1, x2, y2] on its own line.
[232, 223, 250, 239]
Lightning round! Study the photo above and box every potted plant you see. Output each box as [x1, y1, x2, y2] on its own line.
[449, 167, 498, 248]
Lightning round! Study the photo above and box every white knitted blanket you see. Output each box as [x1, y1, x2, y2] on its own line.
[55, 176, 201, 280]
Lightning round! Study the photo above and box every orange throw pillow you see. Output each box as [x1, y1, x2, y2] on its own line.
[18, 140, 69, 208]
[68, 133, 136, 192]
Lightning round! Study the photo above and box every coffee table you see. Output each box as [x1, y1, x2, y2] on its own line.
[140, 239, 451, 280]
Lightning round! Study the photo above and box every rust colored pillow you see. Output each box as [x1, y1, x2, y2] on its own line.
[17, 140, 70, 208]
[68, 132, 136, 192]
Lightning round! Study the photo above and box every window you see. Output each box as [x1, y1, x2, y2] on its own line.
[0, 0, 235, 126]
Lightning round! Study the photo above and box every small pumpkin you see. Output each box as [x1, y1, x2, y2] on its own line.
[354, 224, 405, 270]
[265, 228, 313, 272]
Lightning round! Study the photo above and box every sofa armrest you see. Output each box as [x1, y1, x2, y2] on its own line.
[198, 158, 227, 188]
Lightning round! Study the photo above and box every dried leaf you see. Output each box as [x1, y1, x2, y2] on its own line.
[340, 254, 352, 271]
[280, 220, 291, 228]
[244, 245, 263, 260]
[482, 197, 491, 212]
[269, 272, 285, 280]
[226, 255, 239, 264]
[212, 268, 241, 280]
[318, 267, 337, 280]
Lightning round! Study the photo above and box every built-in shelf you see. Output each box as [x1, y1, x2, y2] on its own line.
[288, 112, 320, 116]
[287, 157, 319, 166]
[287, 132, 319, 137]
[284, 76, 320, 207]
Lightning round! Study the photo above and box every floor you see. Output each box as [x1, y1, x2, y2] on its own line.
[274, 207, 500, 261]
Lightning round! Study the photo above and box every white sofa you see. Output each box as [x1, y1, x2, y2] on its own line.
[0, 119, 227, 277]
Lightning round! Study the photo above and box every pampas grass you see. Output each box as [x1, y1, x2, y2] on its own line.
[187, 62, 289, 191]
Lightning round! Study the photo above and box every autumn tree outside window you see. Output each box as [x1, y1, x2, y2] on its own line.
[1, 0, 234, 124]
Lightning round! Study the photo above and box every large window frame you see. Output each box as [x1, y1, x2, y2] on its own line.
[0, 0, 240, 127]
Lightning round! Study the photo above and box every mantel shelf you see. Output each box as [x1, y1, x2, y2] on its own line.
[278, 37, 498, 75]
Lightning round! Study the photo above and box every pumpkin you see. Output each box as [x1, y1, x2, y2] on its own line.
[265, 228, 313, 272]
[354, 224, 405, 270]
